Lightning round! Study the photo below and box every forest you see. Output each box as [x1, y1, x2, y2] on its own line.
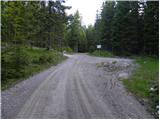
[1, 0, 159, 117]
[1, 1, 158, 55]
[90, 1, 158, 56]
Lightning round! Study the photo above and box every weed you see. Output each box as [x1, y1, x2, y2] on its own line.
[123, 57, 159, 118]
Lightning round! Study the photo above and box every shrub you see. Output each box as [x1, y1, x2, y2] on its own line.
[89, 46, 95, 53]
[39, 54, 48, 63]
[55, 46, 73, 53]
[123, 57, 159, 118]
[2, 47, 67, 90]
[61, 46, 73, 53]
[91, 50, 113, 57]
[149, 80, 159, 118]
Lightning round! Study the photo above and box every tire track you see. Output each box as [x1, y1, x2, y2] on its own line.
[3, 54, 153, 119]
[16, 65, 66, 118]
[72, 59, 114, 118]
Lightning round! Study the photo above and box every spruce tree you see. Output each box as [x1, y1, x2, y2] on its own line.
[143, 1, 159, 56]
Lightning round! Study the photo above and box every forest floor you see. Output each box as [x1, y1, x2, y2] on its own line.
[1, 54, 153, 119]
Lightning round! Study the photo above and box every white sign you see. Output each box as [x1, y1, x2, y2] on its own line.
[97, 45, 101, 49]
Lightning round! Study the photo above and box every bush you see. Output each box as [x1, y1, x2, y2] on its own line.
[39, 55, 48, 63]
[123, 57, 159, 118]
[18, 50, 31, 66]
[149, 80, 159, 118]
[2, 47, 31, 80]
[39, 51, 61, 64]
[89, 46, 95, 53]
[91, 50, 113, 57]
[63, 47, 73, 53]
[55, 46, 73, 53]
[2, 47, 67, 90]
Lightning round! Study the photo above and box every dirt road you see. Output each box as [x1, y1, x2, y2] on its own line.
[2, 54, 153, 119]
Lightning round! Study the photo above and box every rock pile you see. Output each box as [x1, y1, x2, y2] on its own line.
[100, 60, 135, 80]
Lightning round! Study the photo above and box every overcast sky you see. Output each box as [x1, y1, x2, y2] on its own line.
[65, 0, 105, 26]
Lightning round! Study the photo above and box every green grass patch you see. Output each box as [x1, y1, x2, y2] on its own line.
[90, 50, 114, 57]
[123, 56, 159, 117]
[2, 46, 67, 90]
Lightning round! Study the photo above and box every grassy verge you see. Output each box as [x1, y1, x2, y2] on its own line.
[1, 46, 67, 90]
[90, 50, 114, 57]
[123, 57, 159, 118]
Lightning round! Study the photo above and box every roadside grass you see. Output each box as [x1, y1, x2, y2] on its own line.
[123, 57, 159, 118]
[90, 50, 114, 57]
[1, 46, 67, 90]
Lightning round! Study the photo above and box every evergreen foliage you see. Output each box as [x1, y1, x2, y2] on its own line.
[91, 1, 159, 57]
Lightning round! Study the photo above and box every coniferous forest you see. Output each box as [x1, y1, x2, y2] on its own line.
[90, 1, 159, 56]
[2, 1, 158, 55]
[1, 0, 159, 118]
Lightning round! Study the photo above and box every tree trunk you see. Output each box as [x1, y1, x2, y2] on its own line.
[47, 1, 52, 50]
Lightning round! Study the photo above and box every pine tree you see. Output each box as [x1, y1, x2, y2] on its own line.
[67, 11, 81, 52]
[101, 1, 115, 51]
[143, 1, 159, 56]
[111, 1, 131, 55]
[85, 25, 96, 52]
[111, 1, 140, 55]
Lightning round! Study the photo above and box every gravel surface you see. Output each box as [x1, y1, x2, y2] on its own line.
[1, 63, 63, 118]
[1, 54, 153, 119]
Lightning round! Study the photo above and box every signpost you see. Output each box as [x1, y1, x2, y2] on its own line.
[97, 45, 101, 56]
[97, 45, 101, 49]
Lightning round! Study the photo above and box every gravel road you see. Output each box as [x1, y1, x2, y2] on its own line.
[2, 54, 153, 119]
